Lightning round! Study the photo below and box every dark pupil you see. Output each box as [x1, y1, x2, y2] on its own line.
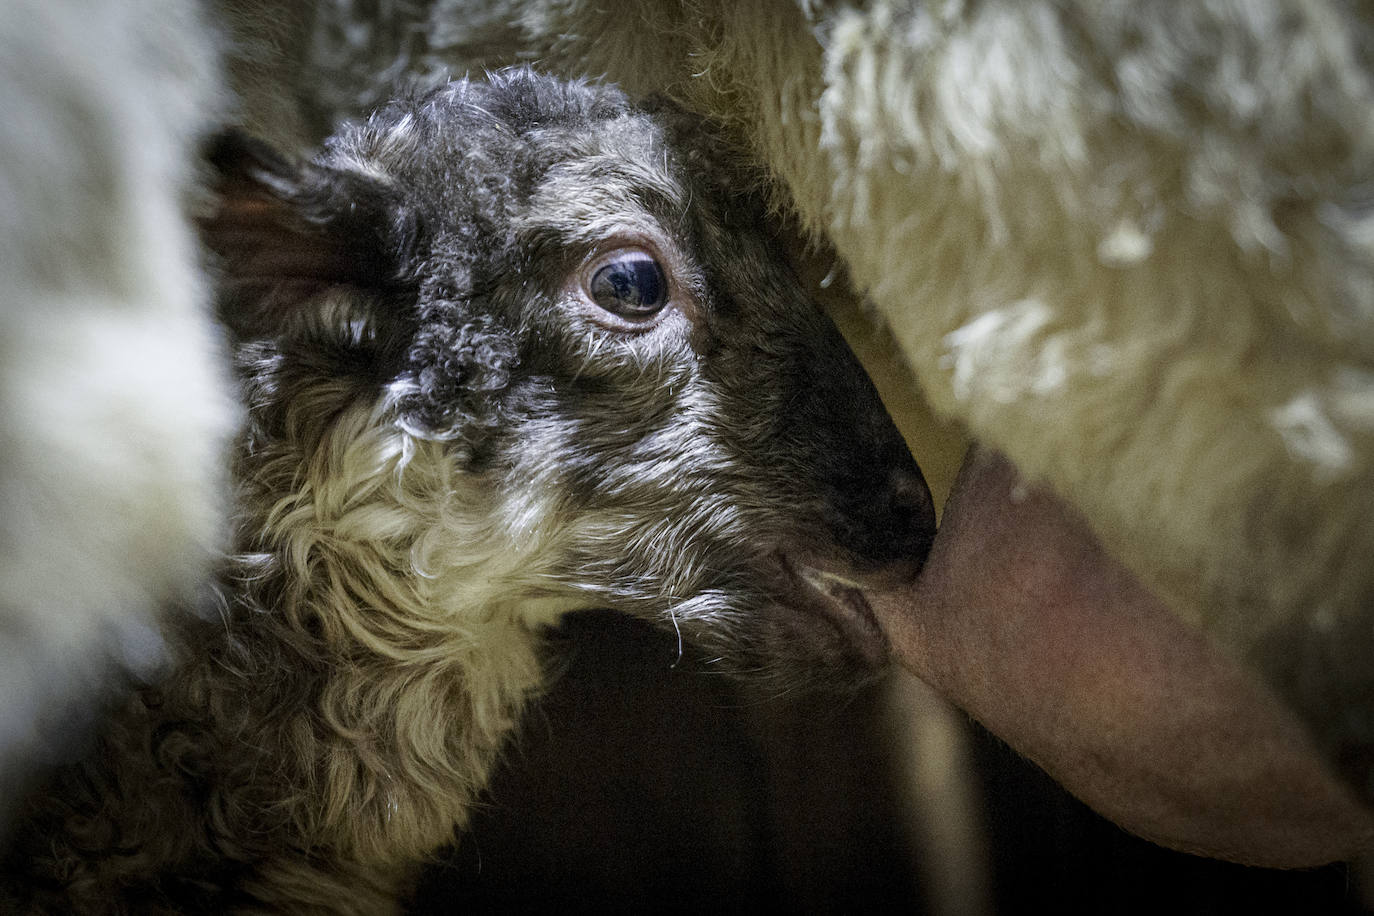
[589, 255, 666, 316]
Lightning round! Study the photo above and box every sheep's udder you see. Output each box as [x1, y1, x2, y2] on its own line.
[869, 447, 1373, 867]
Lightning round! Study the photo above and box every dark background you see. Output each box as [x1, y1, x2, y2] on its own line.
[411, 611, 1366, 915]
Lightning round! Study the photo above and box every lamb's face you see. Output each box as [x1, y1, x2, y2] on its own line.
[206, 71, 933, 684]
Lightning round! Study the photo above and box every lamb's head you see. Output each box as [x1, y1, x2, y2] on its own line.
[203, 69, 933, 686]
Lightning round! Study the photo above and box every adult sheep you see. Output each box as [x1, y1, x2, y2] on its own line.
[216, 0, 1374, 865]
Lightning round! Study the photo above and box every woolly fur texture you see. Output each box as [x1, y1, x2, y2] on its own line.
[4, 71, 931, 912]
[217, 0, 1374, 804]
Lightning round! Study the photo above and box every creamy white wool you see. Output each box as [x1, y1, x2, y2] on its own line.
[0, 0, 235, 816]
[811, 0, 1374, 649]
[251, 396, 568, 865]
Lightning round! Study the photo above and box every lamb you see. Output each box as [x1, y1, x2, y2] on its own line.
[211, 0, 1374, 865]
[1, 70, 935, 914]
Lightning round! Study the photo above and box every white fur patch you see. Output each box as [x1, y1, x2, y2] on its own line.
[249, 395, 588, 863]
[1271, 392, 1354, 478]
[940, 300, 1073, 404]
[1272, 368, 1374, 482]
[1097, 218, 1154, 267]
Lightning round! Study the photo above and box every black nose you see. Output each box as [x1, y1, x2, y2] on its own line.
[791, 308, 938, 570]
[887, 464, 937, 559]
[821, 445, 936, 568]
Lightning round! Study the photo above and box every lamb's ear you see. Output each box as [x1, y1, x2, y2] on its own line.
[199, 129, 412, 338]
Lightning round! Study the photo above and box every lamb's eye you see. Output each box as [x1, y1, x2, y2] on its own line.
[588, 252, 667, 318]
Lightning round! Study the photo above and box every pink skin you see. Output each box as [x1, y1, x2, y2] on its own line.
[869, 447, 1373, 867]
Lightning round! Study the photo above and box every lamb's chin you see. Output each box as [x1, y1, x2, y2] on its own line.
[867, 446, 1374, 868]
[761, 551, 918, 676]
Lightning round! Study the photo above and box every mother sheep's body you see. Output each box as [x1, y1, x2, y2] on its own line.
[218, 0, 1374, 864]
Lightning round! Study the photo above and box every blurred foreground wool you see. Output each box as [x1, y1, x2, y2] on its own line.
[0, 0, 235, 828]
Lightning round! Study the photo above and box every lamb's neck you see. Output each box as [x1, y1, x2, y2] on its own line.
[233, 406, 571, 865]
